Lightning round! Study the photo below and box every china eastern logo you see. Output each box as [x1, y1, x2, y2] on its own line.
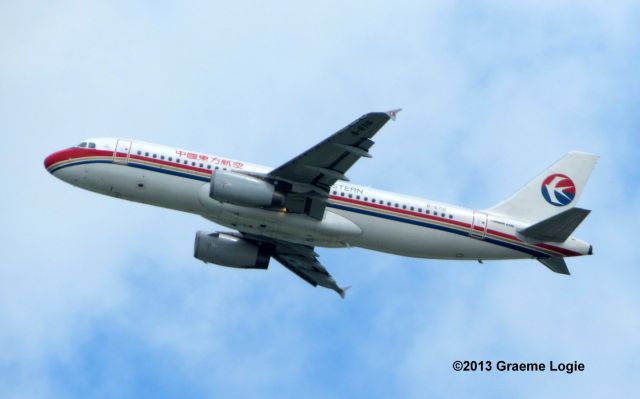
[541, 174, 576, 206]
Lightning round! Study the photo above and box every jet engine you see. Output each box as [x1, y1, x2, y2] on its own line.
[193, 231, 271, 269]
[210, 170, 285, 208]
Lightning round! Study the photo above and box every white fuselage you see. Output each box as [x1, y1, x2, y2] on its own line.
[44, 138, 590, 261]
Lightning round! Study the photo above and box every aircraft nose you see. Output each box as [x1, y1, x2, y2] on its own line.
[44, 152, 56, 171]
[44, 148, 72, 173]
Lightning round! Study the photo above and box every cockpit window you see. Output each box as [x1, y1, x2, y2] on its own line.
[78, 142, 87, 148]
[88, 142, 96, 149]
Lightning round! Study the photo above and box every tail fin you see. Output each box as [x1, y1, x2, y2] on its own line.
[487, 151, 598, 223]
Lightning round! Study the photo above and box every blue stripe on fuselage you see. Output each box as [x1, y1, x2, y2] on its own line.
[49, 159, 112, 173]
[51, 158, 210, 183]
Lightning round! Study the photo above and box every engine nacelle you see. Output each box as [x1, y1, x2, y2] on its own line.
[210, 170, 285, 208]
[193, 231, 270, 269]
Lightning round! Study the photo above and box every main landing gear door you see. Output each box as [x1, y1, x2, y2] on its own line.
[470, 211, 488, 239]
[113, 139, 132, 164]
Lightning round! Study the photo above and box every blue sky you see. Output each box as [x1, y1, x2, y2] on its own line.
[1, 1, 639, 397]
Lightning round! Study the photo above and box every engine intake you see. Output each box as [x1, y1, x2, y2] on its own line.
[210, 170, 285, 208]
[193, 231, 271, 269]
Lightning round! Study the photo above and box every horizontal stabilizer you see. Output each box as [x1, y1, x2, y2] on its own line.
[538, 257, 570, 275]
[519, 208, 590, 243]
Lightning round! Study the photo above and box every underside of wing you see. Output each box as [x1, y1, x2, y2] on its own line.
[243, 233, 349, 298]
[274, 253, 349, 298]
[267, 110, 400, 219]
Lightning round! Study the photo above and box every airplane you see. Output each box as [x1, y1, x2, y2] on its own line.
[44, 110, 598, 297]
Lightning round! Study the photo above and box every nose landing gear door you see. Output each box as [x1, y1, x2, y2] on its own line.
[113, 139, 132, 164]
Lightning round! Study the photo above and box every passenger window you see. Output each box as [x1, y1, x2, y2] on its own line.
[364, 197, 368, 201]
[402, 205, 406, 209]
[348, 194, 352, 198]
[426, 210, 430, 215]
[332, 191, 337, 195]
[215, 166, 219, 170]
[169, 157, 172, 161]
[161, 155, 165, 160]
[387, 201, 391, 206]
[137, 150, 141, 155]
[192, 162, 196, 166]
[449, 214, 453, 219]
[356, 195, 360, 200]
[207, 165, 211, 169]
[418, 208, 422, 212]
[395, 203, 399, 208]
[184, 160, 188, 164]
[145, 152, 149, 156]
[441, 213, 445, 217]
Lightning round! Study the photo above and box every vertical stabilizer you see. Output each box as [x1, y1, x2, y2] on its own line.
[487, 152, 598, 223]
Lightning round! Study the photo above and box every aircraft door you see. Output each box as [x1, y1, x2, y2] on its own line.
[470, 211, 488, 239]
[113, 139, 132, 164]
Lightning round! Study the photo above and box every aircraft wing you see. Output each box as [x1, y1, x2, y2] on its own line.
[267, 110, 400, 219]
[275, 253, 349, 298]
[242, 233, 349, 298]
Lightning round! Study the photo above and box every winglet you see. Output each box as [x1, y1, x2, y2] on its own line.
[337, 286, 351, 299]
[386, 108, 402, 121]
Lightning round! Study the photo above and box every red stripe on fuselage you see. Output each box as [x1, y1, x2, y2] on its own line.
[44, 148, 113, 169]
[485, 227, 579, 257]
[45, 147, 216, 176]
